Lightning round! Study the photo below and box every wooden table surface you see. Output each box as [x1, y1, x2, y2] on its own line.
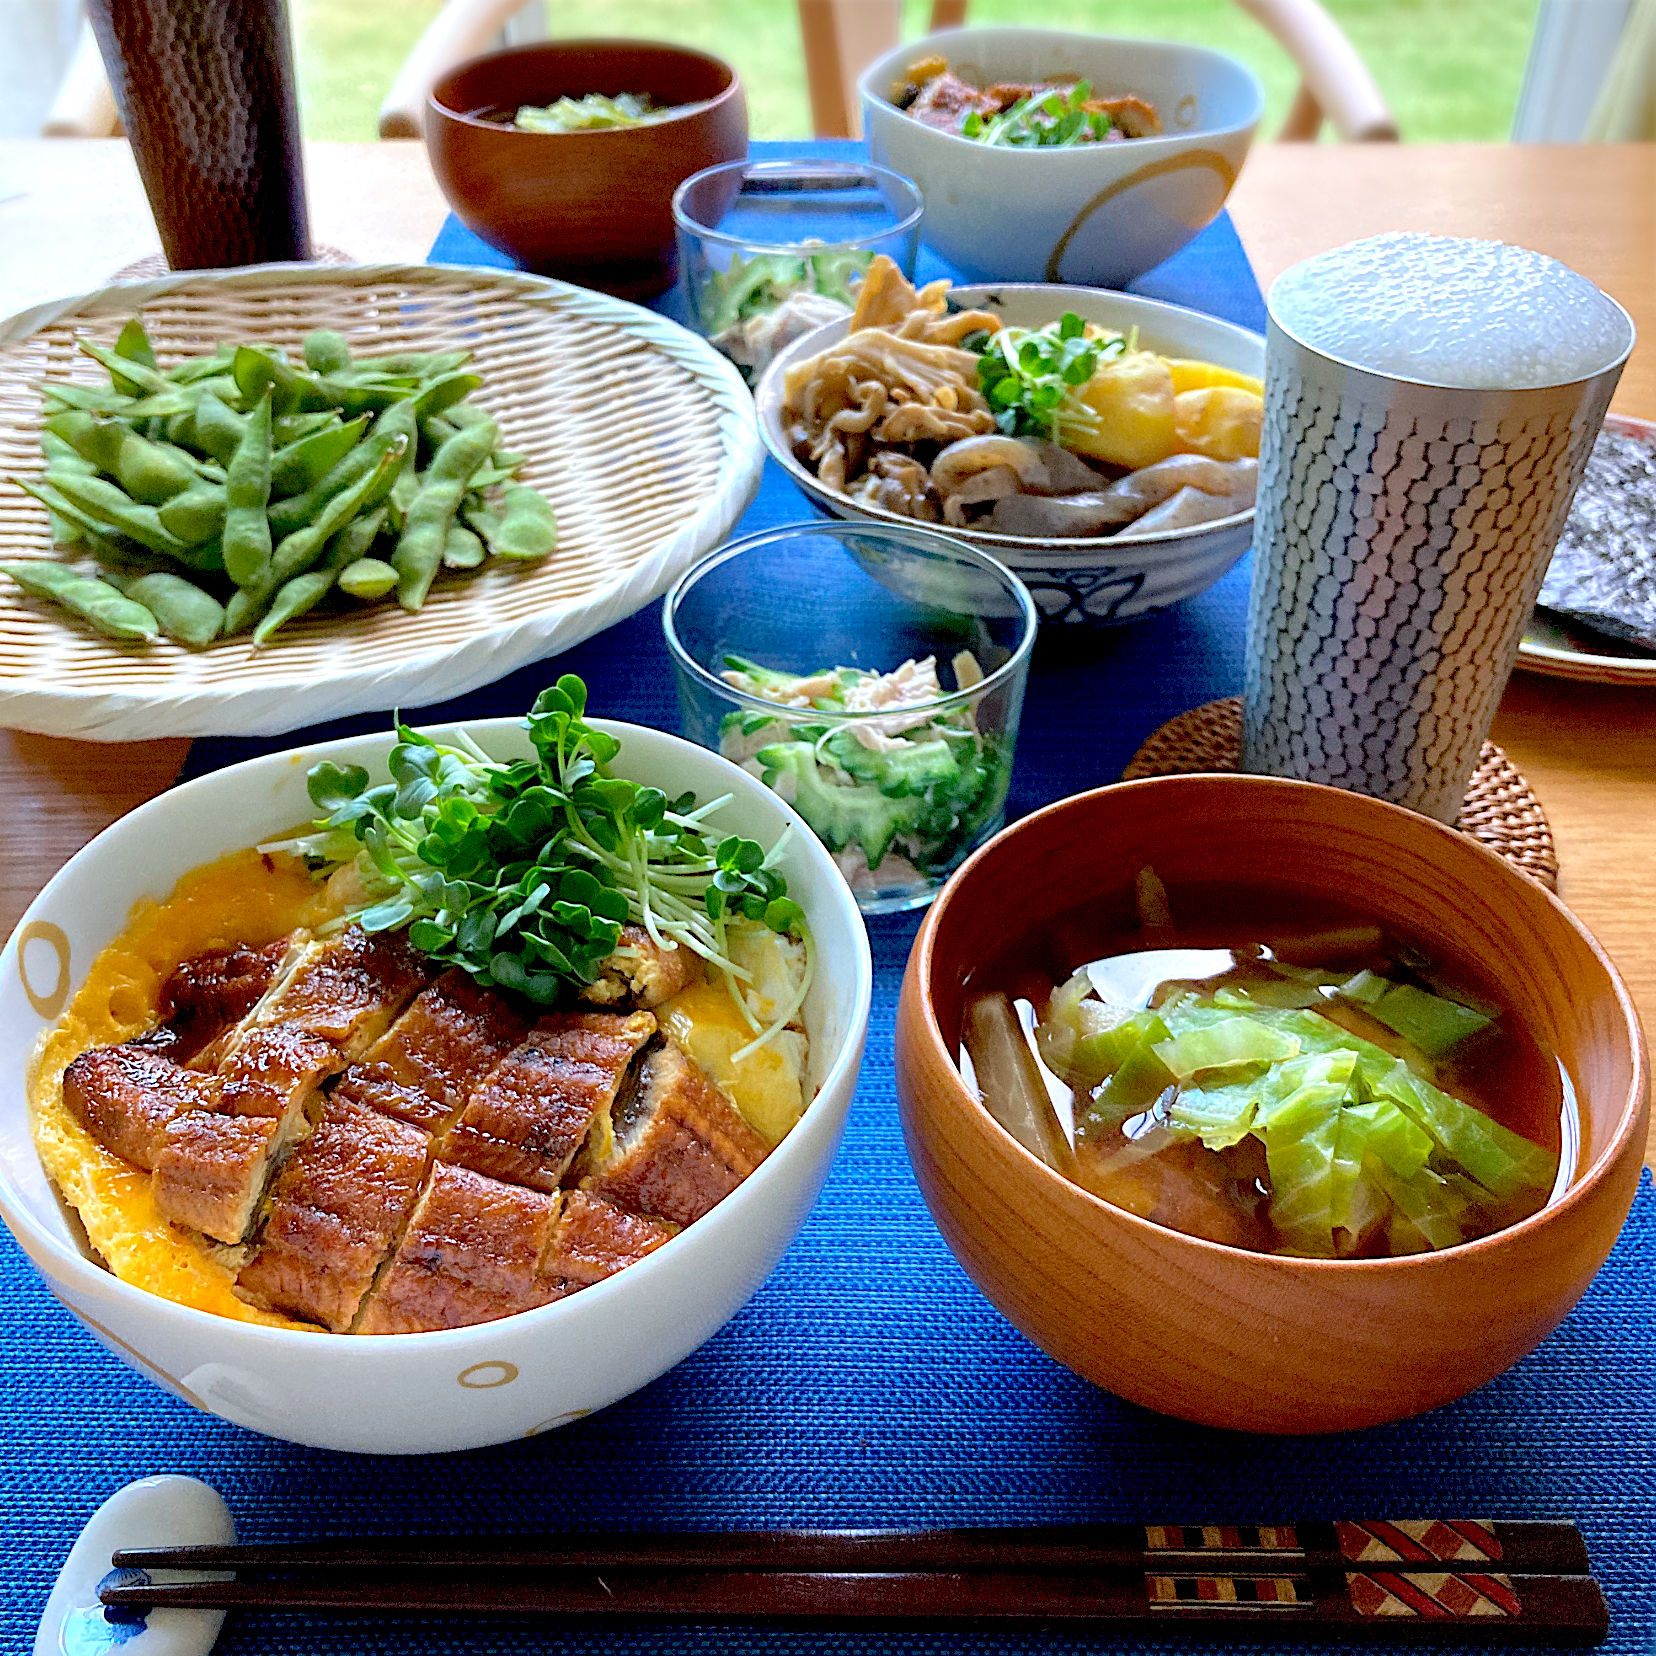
[1, 139, 1652, 1169]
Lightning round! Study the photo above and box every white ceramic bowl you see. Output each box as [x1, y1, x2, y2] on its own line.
[754, 283, 1264, 626]
[0, 720, 872, 1454]
[861, 28, 1264, 287]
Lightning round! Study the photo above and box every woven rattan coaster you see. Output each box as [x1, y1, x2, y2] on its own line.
[1123, 697, 1559, 891]
[110, 246, 354, 282]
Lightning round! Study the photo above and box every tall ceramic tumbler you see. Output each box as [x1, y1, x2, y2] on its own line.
[1242, 234, 1634, 824]
[86, 0, 312, 269]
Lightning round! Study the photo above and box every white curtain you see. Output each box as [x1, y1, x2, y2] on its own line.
[1585, 0, 1656, 138]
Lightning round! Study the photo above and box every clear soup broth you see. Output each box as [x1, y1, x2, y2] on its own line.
[963, 887, 1580, 1260]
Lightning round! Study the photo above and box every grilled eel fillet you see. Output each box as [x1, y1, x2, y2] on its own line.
[234, 970, 533, 1329]
[62, 938, 775, 1332]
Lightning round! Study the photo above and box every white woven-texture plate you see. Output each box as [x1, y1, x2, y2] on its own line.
[0, 262, 764, 740]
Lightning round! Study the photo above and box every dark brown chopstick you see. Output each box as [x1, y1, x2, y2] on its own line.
[98, 1565, 1608, 1642]
[113, 1517, 1589, 1576]
[103, 1521, 1607, 1643]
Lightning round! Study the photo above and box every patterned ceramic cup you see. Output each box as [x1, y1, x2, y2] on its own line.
[1242, 278, 1633, 824]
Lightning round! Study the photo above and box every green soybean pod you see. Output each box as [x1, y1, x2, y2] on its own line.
[34, 380, 138, 416]
[393, 418, 496, 611]
[0, 560, 159, 641]
[78, 338, 171, 400]
[442, 522, 485, 570]
[114, 318, 158, 372]
[42, 409, 124, 473]
[487, 484, 557, 560]
[157, 484, 227, 545]
[327, 504, 389, 570]
[119, 571, 224, 649]
[110, 429, 200, 505]
[39, 429, 98, 477]
[222, 391, 274, 588]
[192, 389, 249, 467]
[19, 478, 146, 562]
[302, 330, 353, 376]
[252, 568, 336, 647]
[271, 414, 367, 497]
[165, 348, 235, 385]
[459, 497, 501, 546]
[225, 435, 409, 633]
[267, 423, 388, 538]
[42, 471, 192, 559]
[337, 557, 398, 600]
[233, 344, 333, 418]
[353, 347, 471, 378]
[272, 411, 338, 444]
[374, 399, 419, 529]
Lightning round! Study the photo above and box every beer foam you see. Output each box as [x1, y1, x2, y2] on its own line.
[1268, 234, 1631, 390]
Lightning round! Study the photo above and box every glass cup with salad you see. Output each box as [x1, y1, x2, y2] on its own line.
[663, 521, 1037, 914]
[672, 159, 924, 384]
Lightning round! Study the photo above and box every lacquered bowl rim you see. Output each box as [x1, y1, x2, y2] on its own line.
[908, 771, 1649, 1276]
[428, 36, 743, 138]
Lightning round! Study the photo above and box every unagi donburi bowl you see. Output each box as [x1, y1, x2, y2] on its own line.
[0, 721, 871, 1454]
[894, 775, 1648, 1433]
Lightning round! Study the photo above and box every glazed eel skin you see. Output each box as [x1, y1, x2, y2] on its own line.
[60, 925, 772, 1333]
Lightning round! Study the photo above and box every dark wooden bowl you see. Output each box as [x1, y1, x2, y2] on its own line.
[426, 39, 748, 299]
[895, 774, 1650, 1433]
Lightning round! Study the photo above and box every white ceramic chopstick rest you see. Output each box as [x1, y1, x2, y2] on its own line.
[35, 1475, 234, 1656]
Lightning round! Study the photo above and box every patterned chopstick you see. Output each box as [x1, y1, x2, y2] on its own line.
[104, 1520, 1607, 1642]
[113, 1517, 1587, 1576]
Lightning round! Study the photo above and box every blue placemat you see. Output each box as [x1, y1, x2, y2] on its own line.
[5, 141, 1655, 1656]
[428, 138, 1270, 336]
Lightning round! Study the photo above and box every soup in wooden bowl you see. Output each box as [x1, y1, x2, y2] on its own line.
[894, 774, 1647, 1432]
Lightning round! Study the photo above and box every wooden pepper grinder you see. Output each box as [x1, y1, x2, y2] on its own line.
[86, 0, 313, 269]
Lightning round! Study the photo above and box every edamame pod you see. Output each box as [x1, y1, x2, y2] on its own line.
[302, 330, 352, 375]
[222, 391, 274, 587]
[191, 390, 248, 467]
[232, 345, 333, 418]
[351, 348, 471, 378]
[114, 318, 158, 371]
[487, 484, 557, 560]
[252, 568, 335, 647]
[78, 338, 171, 399]
[157, 484, 227, 545]
[229, 435, 407, 631]
[45, 412, 200, 504]
[165, 348, 235, 385]
[327, 504, 388, 569]
[267, 423, 390, 537]
[337, 557, 398, 599]
[271, 415, 367, 496]
[39, 430, 97, 476]
[442, 522, 485, 569]
[393, 418, 496, 610]
[272, 411, 339, 444]
[0, 560, 158, 641]
[42, 470, 192, 558]
[411, 372, 483, 423]
[118, 570, 224, 649]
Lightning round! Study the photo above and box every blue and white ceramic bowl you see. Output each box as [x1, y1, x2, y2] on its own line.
[753, 284, 1264, 627]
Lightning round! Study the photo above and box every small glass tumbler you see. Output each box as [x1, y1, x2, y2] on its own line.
[672, 158, 923, 382]
[663, 521, 1038, 914]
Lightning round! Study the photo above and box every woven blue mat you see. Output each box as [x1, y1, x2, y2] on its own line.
[5, 140, 1654, 1656]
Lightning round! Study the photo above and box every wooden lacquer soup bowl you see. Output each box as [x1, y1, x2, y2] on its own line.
[894, 774, 1648, 1433]
[427, 39, 747, 299]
